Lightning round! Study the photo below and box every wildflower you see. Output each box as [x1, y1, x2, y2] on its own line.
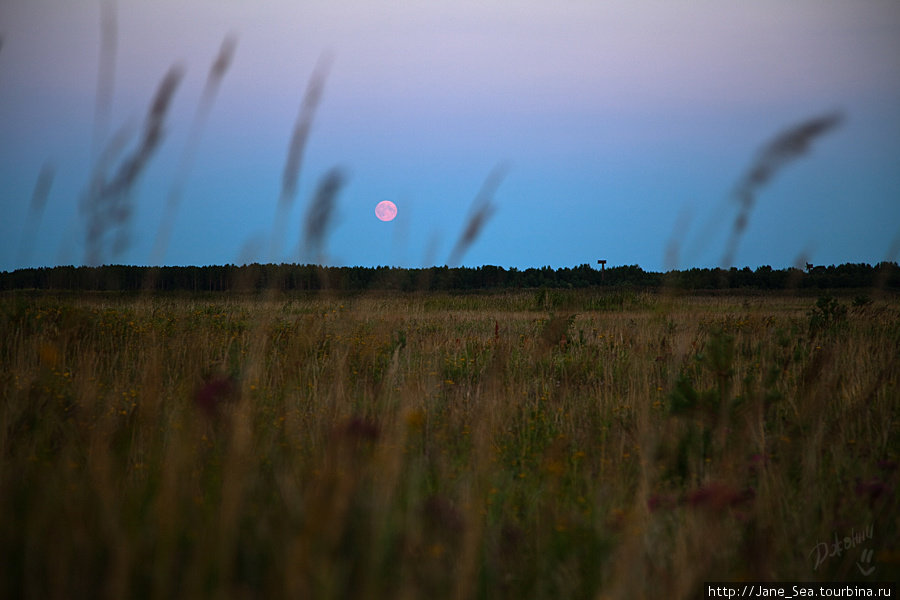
[854, 477, 891, 505]
[193, 373, 238, 418]
[686, 482, 755, 512]
[877, 459, 898, 473]
[748, 453, 769, 474]
[405, 409, 425, 429]
[336, 417, 380, 444]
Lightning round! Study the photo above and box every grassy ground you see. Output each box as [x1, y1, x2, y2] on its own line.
[1, 289, 898, 599]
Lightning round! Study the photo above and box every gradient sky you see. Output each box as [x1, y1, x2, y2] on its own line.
[2, 0, 899, 272]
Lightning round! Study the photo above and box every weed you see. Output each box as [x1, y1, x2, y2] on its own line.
[807, 294, 847, 334]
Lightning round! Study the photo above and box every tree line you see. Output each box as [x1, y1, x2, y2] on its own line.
[1, 262, 898, 293]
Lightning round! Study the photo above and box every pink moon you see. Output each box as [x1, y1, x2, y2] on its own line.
[375, 200, 398, 222]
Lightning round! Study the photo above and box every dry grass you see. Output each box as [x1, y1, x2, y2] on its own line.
[1, 290, 897, 598]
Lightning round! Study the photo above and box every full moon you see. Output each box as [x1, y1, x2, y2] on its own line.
[375, 200, 398, 222]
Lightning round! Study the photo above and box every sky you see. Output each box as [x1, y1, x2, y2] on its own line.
[2, 0, 899, 272]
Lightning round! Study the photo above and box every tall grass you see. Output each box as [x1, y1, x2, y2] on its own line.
[272, 54, 333, 264]
[447, 164, 507, 267]
[15, 163, 55, 267]
[721, 112, 844, 268]
[151, 33, 238, 266]
[1, 291, 897, 598]
[83, 65, 184, 266]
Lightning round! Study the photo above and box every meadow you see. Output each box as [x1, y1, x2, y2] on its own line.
[1, 288, 898, 599]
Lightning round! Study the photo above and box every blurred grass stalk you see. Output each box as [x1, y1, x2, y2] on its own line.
[83, 64, 184, 266]
[270, 54, 332, 265]
[150, 34, 238, 268]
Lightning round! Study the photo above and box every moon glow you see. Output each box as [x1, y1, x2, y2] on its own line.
[375, 200, 398, 222]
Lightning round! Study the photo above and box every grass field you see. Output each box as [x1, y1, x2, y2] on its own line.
[1, 289, 898, 599]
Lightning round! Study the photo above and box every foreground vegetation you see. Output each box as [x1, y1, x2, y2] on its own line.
[1, 289, 898, 599]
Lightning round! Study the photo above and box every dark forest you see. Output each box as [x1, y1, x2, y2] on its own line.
[2, 262, 898, 293]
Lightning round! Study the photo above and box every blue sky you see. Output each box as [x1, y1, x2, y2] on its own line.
[2, 0, 899, 271]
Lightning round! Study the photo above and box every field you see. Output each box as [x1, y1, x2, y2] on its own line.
[1, 289, 898, 598]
